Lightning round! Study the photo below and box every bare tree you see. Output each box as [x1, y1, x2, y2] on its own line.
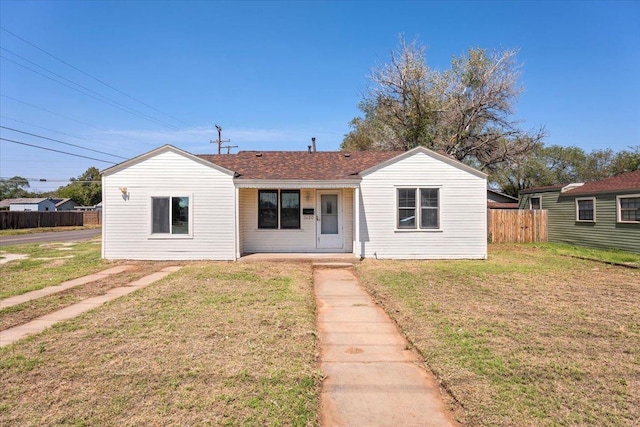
[342, 36, 545, 171]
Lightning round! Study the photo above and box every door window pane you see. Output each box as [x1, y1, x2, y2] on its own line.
[321, 194, 338, 234]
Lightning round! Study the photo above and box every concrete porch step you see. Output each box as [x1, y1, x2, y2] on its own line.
[239, 253, 359, 263]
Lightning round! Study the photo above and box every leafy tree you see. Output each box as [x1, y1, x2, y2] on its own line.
[342, 36, 545, 170]
[492, 145, 640, 197]
[0, 176, 31, 200]
[55, 167, 102, 206]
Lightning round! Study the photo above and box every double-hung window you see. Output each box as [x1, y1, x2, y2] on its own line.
[617, 194, 640, 223]
[397, 188, 439, 230]
[576, 198, 595, 222]
[151, 196, 190, 235]
[258, 189, 300, 229]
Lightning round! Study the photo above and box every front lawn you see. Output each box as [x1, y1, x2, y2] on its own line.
[1, 262, 320, 426]
[356, 244, 640, 426]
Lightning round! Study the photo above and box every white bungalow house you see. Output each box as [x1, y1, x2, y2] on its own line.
[101, 145, 487, 260]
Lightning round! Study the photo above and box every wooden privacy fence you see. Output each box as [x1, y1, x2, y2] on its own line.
[488, 209, 548, 243]
[0, 211, 85, 230]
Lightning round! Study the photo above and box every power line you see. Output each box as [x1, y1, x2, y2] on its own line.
[0, 137, 117, 164]
[0, 125, 127, 159]
[0, 26, 191, 127]
[1, 177, 100, 183]
[0, 54, 181, 130]
[0, 94, 157, 147]
[0, 115, 125, 152]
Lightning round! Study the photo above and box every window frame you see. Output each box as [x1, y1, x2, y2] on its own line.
[575, 197, 596, 222]
[257, 189, 301, 230]
[149, 194, 193, 239]
[616, 193, 640, 224]
[396, 187, 441, 231]
[529, 196, 542, 210]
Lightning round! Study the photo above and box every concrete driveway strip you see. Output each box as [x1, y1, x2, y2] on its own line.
[315, 268, 457, 427]
[0, 265, 133, 309]
[0, 266, 182, 347]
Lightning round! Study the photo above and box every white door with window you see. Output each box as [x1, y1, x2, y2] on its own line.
[316, 191, 343, 249]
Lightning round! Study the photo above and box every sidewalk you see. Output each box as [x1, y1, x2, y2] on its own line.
[315, 268, 457, 427]
[1, 266, 181, 347]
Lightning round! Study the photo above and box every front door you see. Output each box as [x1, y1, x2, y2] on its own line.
[317, 191, 343, 249]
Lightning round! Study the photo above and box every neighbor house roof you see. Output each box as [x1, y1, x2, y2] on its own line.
[52, 198, 74, 207]
[0, 197, 51, 208]
[519, 184, 565, 195]
[562, 170, 640, 195]
[197, 151, 402, 180]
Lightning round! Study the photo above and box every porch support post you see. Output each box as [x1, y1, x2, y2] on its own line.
[354, 186, 360, 258]
[234, 186, 240, 260]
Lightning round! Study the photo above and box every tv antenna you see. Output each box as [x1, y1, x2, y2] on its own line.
[211, 125, 237, 155]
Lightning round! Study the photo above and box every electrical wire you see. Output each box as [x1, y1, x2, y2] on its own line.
[0, 126, 127, 159]
[0, 137, 117, 164]
[0, 94, 157, 147]
[1, 54, 181, 130]
[0, 115, 125, 152]
[0, 26, 191, 127]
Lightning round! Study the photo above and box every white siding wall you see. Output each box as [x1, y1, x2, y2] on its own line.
[239, 188, 353, 253]
[359, 152, 487, 259]
[103, 151, 235, 260]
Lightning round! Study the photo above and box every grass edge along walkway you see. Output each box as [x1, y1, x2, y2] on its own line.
[0, 266, 181, 347]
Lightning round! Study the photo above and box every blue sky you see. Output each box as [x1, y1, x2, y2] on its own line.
[1, 1, 638, 192]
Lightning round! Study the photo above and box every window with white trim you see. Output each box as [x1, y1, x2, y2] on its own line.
[258, 189, 300, 229]
[617, 194, 640, 223]
[576, 198, 595, 222]
[151, 196, 190, 235]
[397, 188, 439, 230]
[530, 196, 541, 210]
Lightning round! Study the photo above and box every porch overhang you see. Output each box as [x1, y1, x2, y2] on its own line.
[233, 179, 360, 189]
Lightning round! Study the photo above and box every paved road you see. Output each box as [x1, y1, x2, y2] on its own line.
[0, 229, 101, 246]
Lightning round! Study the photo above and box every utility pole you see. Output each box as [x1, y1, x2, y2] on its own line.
[212, 124, 230, 155]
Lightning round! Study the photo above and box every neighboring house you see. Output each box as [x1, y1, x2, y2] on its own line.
[101, 145, 488, 261]
[487, 189, 519, 209]
[520, 170, 640, 253]
[0, 198, 57, 212]
[50, 198, 78, 211]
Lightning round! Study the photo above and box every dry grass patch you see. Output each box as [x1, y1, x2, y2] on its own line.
[356, 244, 640, 426]
[0, 240, 111, 299]
[1, 262, 320, 426]
[0, 262, 177, 330]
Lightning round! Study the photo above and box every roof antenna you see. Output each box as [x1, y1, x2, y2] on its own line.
[311, 137, 316, 153]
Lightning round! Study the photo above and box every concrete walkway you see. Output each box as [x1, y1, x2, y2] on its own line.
[0, 266, 181, 347]
[315, 268, 457, 427]
[0, 265, 133, 309]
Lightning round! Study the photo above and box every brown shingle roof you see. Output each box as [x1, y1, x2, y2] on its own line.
[197, 151, 402, 180]
[519, 184, 565, 195]
[563, 169, 640, 195]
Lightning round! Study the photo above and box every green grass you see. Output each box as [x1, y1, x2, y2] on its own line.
[0, 240, 109, 299]
[0, 262, 320, 426]
[0, 225, 101, 236]
[533, 242, 640, 267]
[356, 244, 640, 426]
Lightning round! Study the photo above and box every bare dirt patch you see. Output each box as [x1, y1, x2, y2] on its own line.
[356, 244, 640, 426]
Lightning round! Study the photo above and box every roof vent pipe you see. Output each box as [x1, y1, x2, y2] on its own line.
[308, 145, 312, 153]
[311, 137, 316, 153]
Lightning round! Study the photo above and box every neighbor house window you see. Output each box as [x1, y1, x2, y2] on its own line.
[152, 196, 190, 235]
[576, 198, 595, 222]
[397, 188, 440, 230]
[530, 196, 541, 210]
[258, 189, 300, 229]
[617, 194, 640, 223]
